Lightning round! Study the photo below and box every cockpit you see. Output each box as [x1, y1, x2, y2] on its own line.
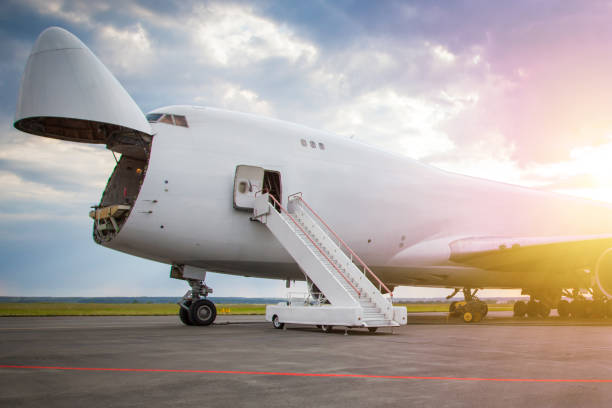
[146, 113, 189, 127]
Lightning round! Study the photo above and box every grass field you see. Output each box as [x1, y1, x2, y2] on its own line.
[0, 303, 266, 316]
[0, 302, 513, 316]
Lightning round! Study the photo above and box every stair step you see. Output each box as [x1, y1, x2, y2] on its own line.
[363, 320, 394, 326]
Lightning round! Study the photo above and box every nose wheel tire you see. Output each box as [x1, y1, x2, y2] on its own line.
[189, 299, 217, 326]
[449, 301, 461, 317]
[179, 300, 193, 326]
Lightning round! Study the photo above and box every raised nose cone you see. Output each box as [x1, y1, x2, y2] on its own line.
[14, 26, 152, 144]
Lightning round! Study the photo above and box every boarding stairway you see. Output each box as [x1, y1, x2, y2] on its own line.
[253, 192, 407, 329]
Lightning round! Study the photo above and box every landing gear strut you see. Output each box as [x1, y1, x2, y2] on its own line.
[172, 265, 217, 326]
[448, 288, 488, 323]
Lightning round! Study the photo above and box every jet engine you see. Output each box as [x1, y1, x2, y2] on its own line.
[595, 248, 612, 298]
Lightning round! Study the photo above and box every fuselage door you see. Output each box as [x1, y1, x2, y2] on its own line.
[234, 165, 265, 210]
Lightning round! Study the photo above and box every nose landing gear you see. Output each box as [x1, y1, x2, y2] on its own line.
[171, 265, 217, 326]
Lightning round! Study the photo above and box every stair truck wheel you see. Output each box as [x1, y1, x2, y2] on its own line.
[189, 299, 217, 326]
[321, 325, 333, 333]
[179, 300, 193, 326]
[272, 315, 284, 330]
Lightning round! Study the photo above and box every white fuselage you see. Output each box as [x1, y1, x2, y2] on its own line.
[104, 105, 612, 290]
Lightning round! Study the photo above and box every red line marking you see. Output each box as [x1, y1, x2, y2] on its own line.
[1, 365, 611, 383]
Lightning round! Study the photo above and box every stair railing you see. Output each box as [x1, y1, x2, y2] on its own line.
[287, 192, 393, 299]
[265, 194, 362, 298]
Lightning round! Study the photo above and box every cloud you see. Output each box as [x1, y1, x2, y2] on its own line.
[95, 23, 153, 75]
[326, 88, 459, 159]
[194, 82, 274, 116]
[19, 0, 110, 28]
[189, 3, 318, 67]
[431, 44, 456, 63]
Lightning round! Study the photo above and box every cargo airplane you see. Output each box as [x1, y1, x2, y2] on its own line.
[14, 27, 612, 328]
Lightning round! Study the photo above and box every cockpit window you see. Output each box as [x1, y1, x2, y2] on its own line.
[146, 113, 189, 127]
[159, 114, 174, 124]
[173, 115, 188, 127]
[146, 113, 163, 122]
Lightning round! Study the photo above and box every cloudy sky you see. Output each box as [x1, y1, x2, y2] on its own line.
[2, 0, 612, 298]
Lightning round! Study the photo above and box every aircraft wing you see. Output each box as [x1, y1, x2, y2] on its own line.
[449, 234, 612, 272]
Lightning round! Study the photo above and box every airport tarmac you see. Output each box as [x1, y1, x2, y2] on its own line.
[1, 312, 612, 407]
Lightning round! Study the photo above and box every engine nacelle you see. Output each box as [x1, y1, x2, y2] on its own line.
[595, 248, 612, 298]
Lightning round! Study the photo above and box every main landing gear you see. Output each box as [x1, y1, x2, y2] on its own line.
[556, 289, 612, 319]
[448, 288, 488, 323]
[513, 288, 557, 318]
[171, 265, 217, 326]
[513, 288, 612, 319]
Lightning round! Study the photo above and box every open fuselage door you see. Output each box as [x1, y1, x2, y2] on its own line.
[233, 165, 282, 210]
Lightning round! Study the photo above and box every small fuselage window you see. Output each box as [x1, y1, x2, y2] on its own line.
[146, 113, 189, 127]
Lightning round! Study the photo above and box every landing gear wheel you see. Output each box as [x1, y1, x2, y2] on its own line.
[557, 300, 570, 318]
[189, 299, 217, 326]
[480, 302, 489, 317]
[471, 311, 482, 323]
[179, 300, 193, 326]
[368, 327, 378, 334]
[513, 301, 527, 317]
[526, 301, 539, 318]
[272, 315, 284, 330]
[449, 301, 461, 317]
[321, 325, 333, 333]
[538, 303, 551, 318]
[463, 312, 473, 323]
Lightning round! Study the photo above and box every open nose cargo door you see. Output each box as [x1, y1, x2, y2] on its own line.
[14, 26, 152, 148]
[14, 26, 154, 243]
